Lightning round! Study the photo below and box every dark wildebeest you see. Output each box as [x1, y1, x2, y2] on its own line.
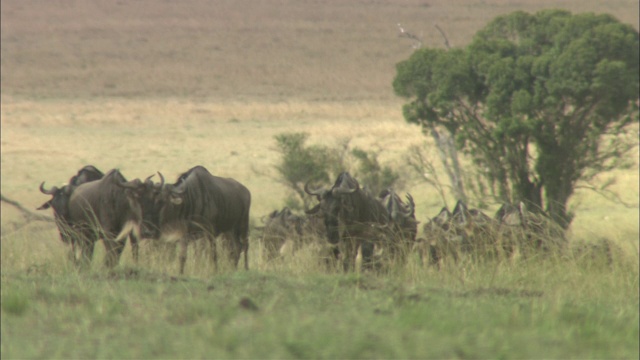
[68, 165, 104, 187]
[417, 206, 458, 268]
[450, 200, 495, 255]
[38, 165, 107, 263]
[55, 169, 145, 268]
[418, 201, 495, 267]
[305, 172, 389, 272]
[139, 166, 251, 274]
[258, 207, 330, 262]
[38, 165, 105, 217]
[495, 201, 565, 256]
[377, 188, 418, 264]
[259, 207, 305, 260]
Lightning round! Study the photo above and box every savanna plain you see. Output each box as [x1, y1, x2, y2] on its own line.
[1, 0, 639, 358]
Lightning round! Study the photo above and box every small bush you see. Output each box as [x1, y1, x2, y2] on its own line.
[273, 132, 401, 210]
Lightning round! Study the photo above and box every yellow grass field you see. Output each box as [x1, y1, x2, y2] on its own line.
[2, 0, 638, 251]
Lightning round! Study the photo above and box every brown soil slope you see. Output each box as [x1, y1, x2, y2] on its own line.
[2, 0, 638, 101]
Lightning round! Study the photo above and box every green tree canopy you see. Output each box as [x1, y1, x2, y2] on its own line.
[393, 10, 639, 228]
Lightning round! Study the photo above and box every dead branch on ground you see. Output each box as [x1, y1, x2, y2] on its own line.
[1, 193, 55, 223]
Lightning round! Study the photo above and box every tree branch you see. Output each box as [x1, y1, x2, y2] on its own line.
[434, 24, 451, 49]
[574, 182, 638, 209]
[1, 193, 55, 223]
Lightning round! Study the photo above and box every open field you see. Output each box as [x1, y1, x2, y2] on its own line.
[2, 0, 639, 358]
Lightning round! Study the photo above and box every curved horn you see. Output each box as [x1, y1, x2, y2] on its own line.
[157, 172, 165, 188]
[403, 194, 415, 217]
[331, 177, 359, 195]
[144, 174, 155, 184]
[39, 182, 58, 195]
[304, 181, 325, 196]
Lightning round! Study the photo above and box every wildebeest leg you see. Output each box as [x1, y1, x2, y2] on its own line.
[360, 240, 375, 271]
[178, 238, 189, 275]
[76, 232, 95, 269]
[67, 242, 78, 266]
[103, 238, 126, 268]
[129, 231, 139, 264]
[241, 224, 250, 270]
[60, 226, 78, 266]
[243, 236, 249, 270]
[342, 240, 356, 272]
[208, 234, 218, 272]
[226, 231, 243, 269]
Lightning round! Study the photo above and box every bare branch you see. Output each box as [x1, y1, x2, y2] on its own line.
[407, 144, 450, 206]
[574, 180, 638, 208]
[434, 24, 451, 49]
[1, 193, 55, 223]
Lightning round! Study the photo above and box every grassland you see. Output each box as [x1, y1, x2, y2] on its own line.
[2, 0, 639, 359]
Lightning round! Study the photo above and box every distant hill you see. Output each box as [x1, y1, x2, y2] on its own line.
[2, 0, 638, 101]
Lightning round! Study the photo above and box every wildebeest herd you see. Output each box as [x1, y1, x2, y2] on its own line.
[39, 165, 250, 273]
[38, 165, 569, 274]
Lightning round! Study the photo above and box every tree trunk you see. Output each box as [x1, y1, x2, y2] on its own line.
[544, 182, 574, 230]
[426, 125, 467, 203]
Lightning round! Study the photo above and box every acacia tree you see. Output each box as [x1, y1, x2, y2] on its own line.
[393, 10, 639, 228]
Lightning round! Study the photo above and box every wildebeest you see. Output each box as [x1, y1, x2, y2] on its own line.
[52, 169, 145, 268]
[68, 165, 104, 187]
[38, 165, 107, 263]
[38, 165, 105, 216]
[495, 201, 566, 256]
[138, 166, 251, 274]
[417, 201, 495, 267]
[377, 188, 418, 264]
[305, 172, 389, 271]
[416, 206, 458, 268]
[259, 207, 305, 260]
[258, 207, 331, 263]
[450, 200, 495, 255]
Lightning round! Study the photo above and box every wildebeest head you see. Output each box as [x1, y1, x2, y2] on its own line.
[495, 202, 527, 228]
[451, 200, 492, 229]
[132, 169, 212, 239]
[378, 188, 414, 220]
[305, 172, 389, 248]
[117, 173, 165, 239]
[261, 207, 305, 235]
[494, 201, 566, 253]
[37, 182, 75, 221]
[424, 206, 452, 232]
[37, 165, 105, 220]
[305, 172, 361, 244]
[259, 207, 307, 258]
[378, 188, 418, 242]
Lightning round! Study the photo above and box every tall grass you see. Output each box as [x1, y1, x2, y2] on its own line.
[2, 218, 638, 358]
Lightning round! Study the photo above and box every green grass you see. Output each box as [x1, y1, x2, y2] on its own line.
[1, 227, 638, 359]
